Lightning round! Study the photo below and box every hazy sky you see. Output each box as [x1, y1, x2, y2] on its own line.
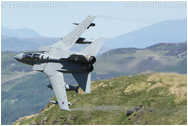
[1, 1, 187, 39]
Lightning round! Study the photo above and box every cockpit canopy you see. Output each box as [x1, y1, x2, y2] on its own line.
[23, 53, 41, 60]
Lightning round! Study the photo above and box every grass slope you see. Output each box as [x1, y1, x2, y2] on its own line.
[1, 52, 75, 125]
[1, 52, 54, 124]
[14, 73, 187, 125]
[2, 42, 187, 124]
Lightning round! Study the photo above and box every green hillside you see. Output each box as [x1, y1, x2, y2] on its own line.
[14, 73, 187, 125]
[1, 42, 187, 124]
[1, 52, 71, 125]
[1, 52, 54, 124]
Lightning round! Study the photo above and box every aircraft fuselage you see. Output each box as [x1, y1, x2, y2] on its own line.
[14, 52, 95, 73]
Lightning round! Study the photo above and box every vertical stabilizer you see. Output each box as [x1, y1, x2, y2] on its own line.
[72, 72, 91, 93]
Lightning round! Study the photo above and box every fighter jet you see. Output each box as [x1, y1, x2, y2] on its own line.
[14, 15, 106, 111]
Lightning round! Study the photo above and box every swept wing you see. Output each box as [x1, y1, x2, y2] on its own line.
[43, 63, 69, 110]
[50, 15, 96, 52]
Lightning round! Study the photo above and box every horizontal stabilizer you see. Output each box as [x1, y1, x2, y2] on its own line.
[72, 72, 91, 93]
[79, 37, 106, 56]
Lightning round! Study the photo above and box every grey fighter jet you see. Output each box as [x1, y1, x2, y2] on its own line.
[14, 15, 106, 111]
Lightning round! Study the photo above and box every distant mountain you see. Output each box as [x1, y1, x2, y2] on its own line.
[2, 19, 186, 52]
[1, 36, 60, 51]
[105, 19, 187, 50]
[1, 27, 41, 38]
[1, 36, 107, 53]
[95, 42, 187, 78]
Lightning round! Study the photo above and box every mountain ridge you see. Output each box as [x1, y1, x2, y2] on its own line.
[1, 27, 41, 38]
[95, 42, 187, 77]
[104, 18, 187, 50]
[2, 19, 187, 51]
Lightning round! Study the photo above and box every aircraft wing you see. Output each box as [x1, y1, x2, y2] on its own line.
[51, 15, 96, 51]
[43, 64, 69, 110]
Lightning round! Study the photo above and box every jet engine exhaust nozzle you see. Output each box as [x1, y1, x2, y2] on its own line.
[89, 56, 96, 64]
[87, 65, 94, 72]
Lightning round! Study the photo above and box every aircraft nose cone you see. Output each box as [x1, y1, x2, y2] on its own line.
[14, 53, 23, 60]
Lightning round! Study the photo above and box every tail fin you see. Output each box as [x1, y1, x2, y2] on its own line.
[79, 37, 106, 56]
[72, 72, 91, 93]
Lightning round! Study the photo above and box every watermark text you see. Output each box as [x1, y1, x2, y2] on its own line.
[2, 1, 67, 9]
